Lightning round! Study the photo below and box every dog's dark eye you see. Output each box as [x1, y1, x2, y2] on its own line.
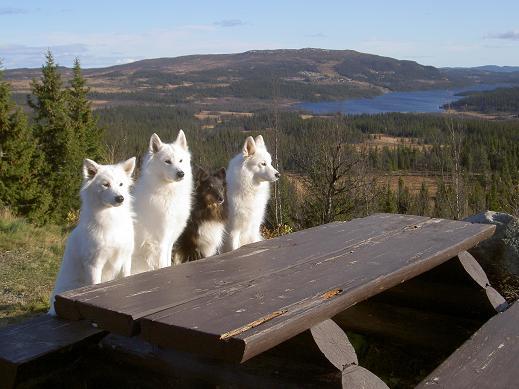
[165, 160, 172, 164]
[119, 183, 123, 187]
[261, 162, 267, 166]
[103, 182, 110, 188]
[179, 159, 183, 163]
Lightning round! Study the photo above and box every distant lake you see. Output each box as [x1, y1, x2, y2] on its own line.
[297, 84, 507, 115]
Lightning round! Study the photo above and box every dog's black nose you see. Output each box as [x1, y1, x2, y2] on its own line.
[275, 172, 281, 178]
[115, 195, 124, 204]
[177, 170, 185, 178]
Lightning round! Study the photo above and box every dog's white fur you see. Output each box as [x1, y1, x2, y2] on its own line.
[132, 131, 193, 273]
[197, 221, 226, 257]
[224, 135, 280, 251]
[49, 158, 136, 315]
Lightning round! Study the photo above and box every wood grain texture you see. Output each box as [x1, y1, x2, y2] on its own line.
[97, 333, 342, 388]
[310, 319, 357, 371]
[457, 251, 490, 288]
[311, 319, 390, 389]
[55, 214, 495, 363]
[457, 251, 508, 313]
[141, 216, 494, 362]
[0, 315, 106, 389]
[342, 366, 389, 389]
[56, 214, 427, 334]
[417, 302, 519, 389]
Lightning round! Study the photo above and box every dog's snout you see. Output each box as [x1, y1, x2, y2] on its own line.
[177, 170, 185, 178]
[115, 195, 124, 204]
[275, 172, 281, 179]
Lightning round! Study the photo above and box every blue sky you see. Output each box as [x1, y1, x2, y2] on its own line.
[1, 0, 518, 69]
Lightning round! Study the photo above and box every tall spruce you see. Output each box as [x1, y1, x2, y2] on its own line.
[0, 66, 50, 221]
[414, 181, 430, 216]
[29, 51, 81, 222]
[396, 177, 412, 214]
[68, 58, 104, 161]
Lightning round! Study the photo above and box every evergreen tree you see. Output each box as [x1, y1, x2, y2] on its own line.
[29, 51, 80, 222]
[434, 179, 452, 219]
[414, 181, 430, 216]
[0, 66, 50, 221]
[382, 184, 397, 213]
[68, 58, 104, 161]
[396, 177, 412, 214]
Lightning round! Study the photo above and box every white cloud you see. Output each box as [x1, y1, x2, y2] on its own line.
[214, 19, 246, 28]
[305, 33, 327, 38]
[486, 30, 519, 41]
[0, 25, 277, 68]
[0, 7, 29, 15]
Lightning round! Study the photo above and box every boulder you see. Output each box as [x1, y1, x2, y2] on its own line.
[464, 211, 519, 301]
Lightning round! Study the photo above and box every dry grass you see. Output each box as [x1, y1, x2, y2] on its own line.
[194, 110, 253, 121]
[363, 134, 432, 151]
[0, 208, 65, 327]
[379, 173, 439, 196]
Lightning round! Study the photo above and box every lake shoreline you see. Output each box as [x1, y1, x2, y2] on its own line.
[295, 84, 511, 116]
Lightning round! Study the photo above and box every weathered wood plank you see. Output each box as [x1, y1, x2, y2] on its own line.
[311, 319, 357, 371]
[140, 217, 494, 362]
[334, 300, 483, 351]
[342, 366, 389, 389]
[95, 333, 342, 388]
[311, 319, 389, 389]
[417, 302, 519, 389]
[358, 254, 503, 321]
[56, 213, 429, 335]
[0, 315, 106, 389]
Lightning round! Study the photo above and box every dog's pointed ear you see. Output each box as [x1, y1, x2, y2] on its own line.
[83, 159, 99, 180]
[254, 135, 265, 148]
[121, 157, 136, 177]
[149, 133, 163, 153]
[242, 136, 256, 157]
[175, 129, 188, 151]
[196, 166, 209, 182]
[214, 167, 226, 180]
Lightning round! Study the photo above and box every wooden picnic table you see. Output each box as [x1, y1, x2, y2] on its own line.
[53, 213, 500, 387]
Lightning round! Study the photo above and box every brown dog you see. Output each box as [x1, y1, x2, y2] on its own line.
[173, 167, 227, 264]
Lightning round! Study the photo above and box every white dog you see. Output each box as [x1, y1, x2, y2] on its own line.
[132, 131, 193, 274]
[49, 157, 136, 315]
[224, 135, 280, 251]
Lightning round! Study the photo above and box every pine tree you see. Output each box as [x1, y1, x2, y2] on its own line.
[414, 181, 430, 216]
[68, 58, 104, 161]
[382, 184, 397, 213]
[434, 179, 452, 219]
[29, 51, 81, 222]
[0, 66, 50, 221]
[396, 177, 412, 214]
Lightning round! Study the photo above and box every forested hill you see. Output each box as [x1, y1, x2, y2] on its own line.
[6, 49, 519, 111]
[446, 87, 519, 115]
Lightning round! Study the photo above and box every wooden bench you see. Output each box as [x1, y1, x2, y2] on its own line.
[51, 214, 504, 387]
[417, 301, 519, 389]
[0, 315, 106, 388]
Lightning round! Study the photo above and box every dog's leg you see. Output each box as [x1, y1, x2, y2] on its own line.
[229, 229, 241, 251]
[84, 263, 103, 285]
[158, 243, 172, 268]
[121, 256, 132, 277]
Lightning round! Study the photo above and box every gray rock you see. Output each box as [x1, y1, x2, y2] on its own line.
[465, 211, 519, 275]
[464, 211, 519, 301]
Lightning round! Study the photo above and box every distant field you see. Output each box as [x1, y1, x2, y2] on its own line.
[194, 110, 253, 121]
[381, 173, 439, 196]
[363, 133, 431, 150]
[286, 171, 440, 198]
